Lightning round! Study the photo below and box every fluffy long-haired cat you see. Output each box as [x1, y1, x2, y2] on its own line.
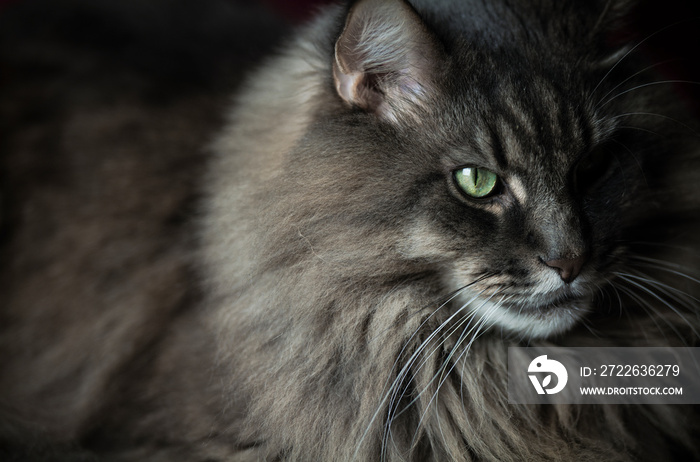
[2, 0, 700, 460]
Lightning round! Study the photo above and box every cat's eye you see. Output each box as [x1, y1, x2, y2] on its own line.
[453, 167, 499, 198]
[574, 145, 614, 192]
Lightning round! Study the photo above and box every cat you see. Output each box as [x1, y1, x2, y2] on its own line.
[1, 0, 700, 460]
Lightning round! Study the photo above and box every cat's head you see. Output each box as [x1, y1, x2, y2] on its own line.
[231, 0, 693, 340]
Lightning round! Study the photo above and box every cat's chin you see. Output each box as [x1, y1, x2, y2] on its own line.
[463, 296, 589, 339]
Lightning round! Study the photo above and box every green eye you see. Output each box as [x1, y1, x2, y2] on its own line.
[454, 167, 499, 198]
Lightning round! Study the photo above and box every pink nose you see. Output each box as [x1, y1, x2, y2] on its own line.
[544, 254, 587, 283]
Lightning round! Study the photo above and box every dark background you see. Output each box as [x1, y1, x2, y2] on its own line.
[1, 0, 697, 113]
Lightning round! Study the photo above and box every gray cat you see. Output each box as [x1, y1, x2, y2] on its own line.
[1, 0, 700, 460]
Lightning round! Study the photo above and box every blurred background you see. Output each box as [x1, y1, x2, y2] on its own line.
[0, 0, 698, 108]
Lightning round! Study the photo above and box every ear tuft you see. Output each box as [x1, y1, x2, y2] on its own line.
[333, 0, 441, 123]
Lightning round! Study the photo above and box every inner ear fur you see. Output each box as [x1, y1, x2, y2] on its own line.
[333, 0, 443, 123]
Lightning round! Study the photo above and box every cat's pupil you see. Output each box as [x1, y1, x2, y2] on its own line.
[454, 167, 499, 199]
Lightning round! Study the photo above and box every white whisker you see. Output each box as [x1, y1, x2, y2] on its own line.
[385, 290, 490, 429]
[587, 18, 699, 107]
[358, 275, 496, 462]
[629, 256, 700, 285]
[626, 269, 700, 307]
[608, 112, 700, 137]
[614, 272, 700, 340]
[598, 80, 700, 109]
[594, 58, 681, 108]
[611, 282, 676, 343]
[408, 294, 504, 452]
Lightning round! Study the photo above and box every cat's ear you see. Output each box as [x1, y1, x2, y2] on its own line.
[333, 0, 442, 123]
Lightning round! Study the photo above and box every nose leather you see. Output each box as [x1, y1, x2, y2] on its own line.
[544, 254, 587, 283]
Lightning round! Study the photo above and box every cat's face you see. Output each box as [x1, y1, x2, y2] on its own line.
[406, 54, 649, 339]
[414, 74, 630, 339]
[310, 0, 655, 339]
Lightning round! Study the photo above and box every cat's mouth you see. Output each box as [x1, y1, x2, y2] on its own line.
[509, 292, 591, 338]
[460, 290, 591, 339]
[510, 292, 587, 312]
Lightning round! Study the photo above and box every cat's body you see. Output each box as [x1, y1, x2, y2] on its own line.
[2, 0, 700, 460]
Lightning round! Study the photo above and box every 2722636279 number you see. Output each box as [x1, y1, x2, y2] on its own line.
[599, 365, 680, 377]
